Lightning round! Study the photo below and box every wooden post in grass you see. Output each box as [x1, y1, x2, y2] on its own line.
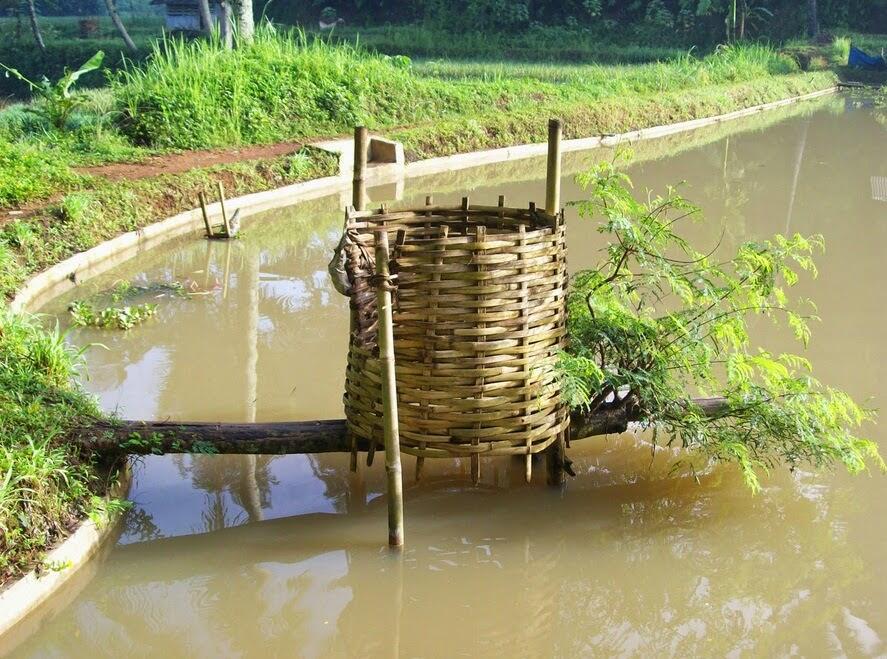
[353, 126, 368, 212]
[374, 228, 404, 547]
[545, 118, 562, 214]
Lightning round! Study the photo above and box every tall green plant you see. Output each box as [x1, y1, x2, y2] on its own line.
[0, 50, 105, 131]
[560, 163, 883, 491]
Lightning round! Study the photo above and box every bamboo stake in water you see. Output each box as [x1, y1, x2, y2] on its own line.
[216, 181, 232, 237]
[198, 192, 213, 238]
[545, 119, 565, 486]
[375, 229, 404, 547]
[353, 126, 368, 212]
[545, 118, 563, 214]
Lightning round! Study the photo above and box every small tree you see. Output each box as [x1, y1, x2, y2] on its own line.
[25, 0, 46, 51]
[0, 51, 105, 130]
[196, 0, 214, 37]
[233, 0, 253, 43]
[560, 163, 883, 491]
[103, 0, 138, 53]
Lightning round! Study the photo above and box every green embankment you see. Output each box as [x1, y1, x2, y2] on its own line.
[0, 309, 111, 585]
[0, 31, 841, 588]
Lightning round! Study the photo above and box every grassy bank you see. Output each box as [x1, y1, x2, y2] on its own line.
[0, 31, 841, 587]
[394, 68, 835, 159]
[112, 36, 808, 150]
[1, 34, 831, 212]
[0, 309, 115, 585]
[0, 147, 337, 299]
[0, 35, 838, 299]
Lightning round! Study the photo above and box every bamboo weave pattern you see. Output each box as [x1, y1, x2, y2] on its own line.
[340, 199, 569, 474]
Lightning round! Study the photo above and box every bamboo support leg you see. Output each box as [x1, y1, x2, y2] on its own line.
[374, 229, 404, 547]
[353, 126, 368, 212]
[216, 182, 232, 237]
[199, 192, 213, 238]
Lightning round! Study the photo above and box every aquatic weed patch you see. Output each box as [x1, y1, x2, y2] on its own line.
[68, 300, 158, 330]
[67, 280, 190, 330]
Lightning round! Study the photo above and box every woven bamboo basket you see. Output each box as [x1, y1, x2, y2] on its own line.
[338, 196, 569, 480]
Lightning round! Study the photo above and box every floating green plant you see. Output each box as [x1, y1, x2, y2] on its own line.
[68, 299, 158, 330]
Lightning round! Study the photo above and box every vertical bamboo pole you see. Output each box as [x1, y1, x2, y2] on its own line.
[545, 118, 563, 214]
[472, 221, 485, 485]
[216, 182, 232, 237]
[353, 126, 368, 212]
[198, 192, 213, 238]
[375, 229, 404, 547]
[546, 118, 565, 487]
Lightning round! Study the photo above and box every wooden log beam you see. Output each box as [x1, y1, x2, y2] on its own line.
[73, 419, 352, 455]
[72, 398, 730, 456]
[568, 396, 730, 441]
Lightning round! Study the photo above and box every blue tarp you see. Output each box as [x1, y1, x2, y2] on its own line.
[848, 46, 886, 70]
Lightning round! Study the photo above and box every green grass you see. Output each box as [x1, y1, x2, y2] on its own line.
[844, 32, 887, 54]
[319, 24, 686, 64]
[413, 43, 798, 89]
[113, 29, 460, 148]
[0, 307, 109, 584]
[0, 138, 83, 207]
[392, 71, 835, 159]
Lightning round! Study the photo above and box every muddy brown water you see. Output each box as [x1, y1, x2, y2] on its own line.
[7, 94, 887, 658]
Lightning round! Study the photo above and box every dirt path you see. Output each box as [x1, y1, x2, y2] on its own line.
[78, 141, 307, 182]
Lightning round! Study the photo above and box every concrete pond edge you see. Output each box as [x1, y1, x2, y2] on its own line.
[0, 84, 837, 642]
[11, 85, 836, 313]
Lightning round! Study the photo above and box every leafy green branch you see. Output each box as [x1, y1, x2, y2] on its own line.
[561, 162, 884, 491]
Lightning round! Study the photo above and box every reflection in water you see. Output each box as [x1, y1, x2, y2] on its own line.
[8, 443, 880, 657]
[8, 94, 887, 658]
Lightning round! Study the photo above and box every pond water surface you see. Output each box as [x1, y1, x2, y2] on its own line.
[7, 93, 887, 658]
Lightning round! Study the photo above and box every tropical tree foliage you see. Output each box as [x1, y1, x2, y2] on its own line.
[559, 162, 884, 491]
[276, 0, 886, 45]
